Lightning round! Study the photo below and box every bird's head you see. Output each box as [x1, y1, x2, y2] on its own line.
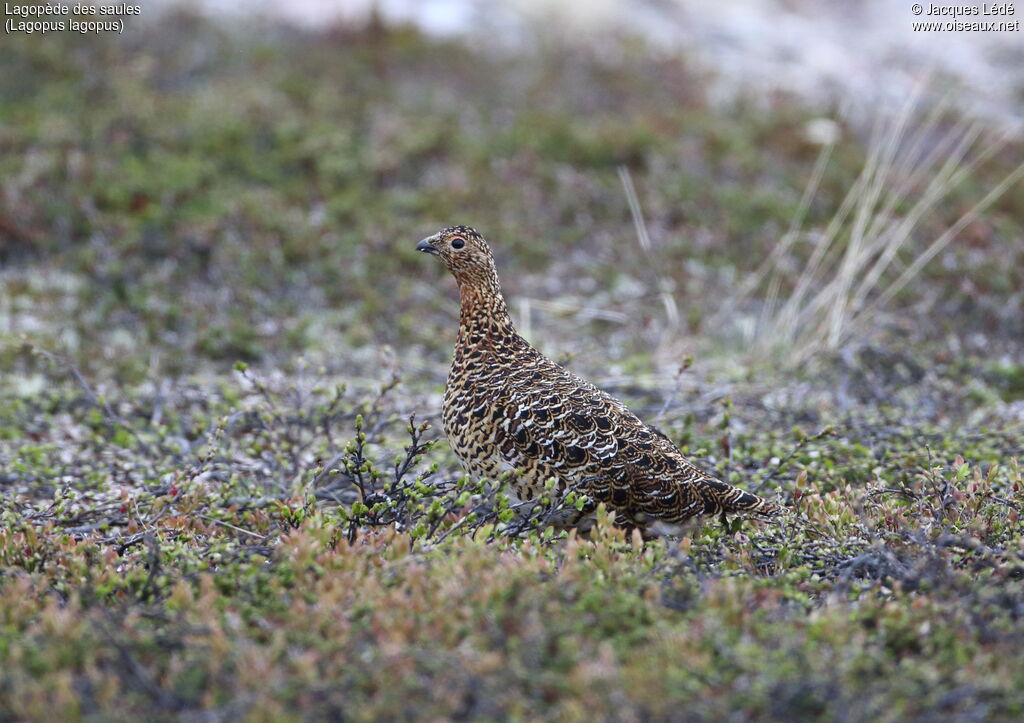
[416, 225, 498, 288]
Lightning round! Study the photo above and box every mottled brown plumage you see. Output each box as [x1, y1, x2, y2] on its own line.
[417, 225, 780, 532]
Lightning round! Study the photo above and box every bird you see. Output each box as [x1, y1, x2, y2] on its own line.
[417, 225, 781, 534]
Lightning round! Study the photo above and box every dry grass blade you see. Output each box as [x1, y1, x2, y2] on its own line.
[619, 165, 680, 328]
[864, 159, 1024, 319]
[846, 120, 990, 313]
[519, 296, 631, 325]
[743, 88, 1023, 366]
[756, 138, 836, 336]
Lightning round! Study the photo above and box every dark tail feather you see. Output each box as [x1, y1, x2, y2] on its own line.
[700, 478, 781, 518]
[734, 489, 782, 518]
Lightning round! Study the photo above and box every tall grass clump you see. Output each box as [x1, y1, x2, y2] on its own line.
[729, 85, 1024, 366]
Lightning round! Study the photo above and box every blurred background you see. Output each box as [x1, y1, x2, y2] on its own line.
[2, 0, 1022, 419]
[174, 0, 1024, 122]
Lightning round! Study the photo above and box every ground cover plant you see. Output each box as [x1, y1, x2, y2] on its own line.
[1, 9, 1024, 721]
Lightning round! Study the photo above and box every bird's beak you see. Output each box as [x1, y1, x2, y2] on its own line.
[416, 236, 440, 255]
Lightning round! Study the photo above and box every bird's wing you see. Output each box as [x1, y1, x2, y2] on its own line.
[496, 359, 774, 522]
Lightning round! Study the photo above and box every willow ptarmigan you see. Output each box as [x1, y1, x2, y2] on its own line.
[417, 225, 781, 533]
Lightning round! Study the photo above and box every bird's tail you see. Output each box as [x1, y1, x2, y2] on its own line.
[700, 477, 782, 518]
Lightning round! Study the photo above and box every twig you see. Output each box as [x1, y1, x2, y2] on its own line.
[753, 425, 835, 492]
[30, 345, 157, 457]
[195, 513, 268, 540]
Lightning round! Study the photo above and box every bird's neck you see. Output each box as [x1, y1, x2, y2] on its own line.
[457, 277, 517, 343]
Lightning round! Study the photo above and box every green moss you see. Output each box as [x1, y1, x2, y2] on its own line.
[989, 362, 1024, 401]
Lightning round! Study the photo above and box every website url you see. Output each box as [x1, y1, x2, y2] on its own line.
[912, 19, 1021, 30]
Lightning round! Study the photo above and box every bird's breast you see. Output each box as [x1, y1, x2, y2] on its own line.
[443, 345, 508, 476]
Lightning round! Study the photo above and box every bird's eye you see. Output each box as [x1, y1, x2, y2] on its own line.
[451, 238, 465, 249]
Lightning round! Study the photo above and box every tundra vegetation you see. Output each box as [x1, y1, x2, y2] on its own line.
[1, 10, 1023, 721]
